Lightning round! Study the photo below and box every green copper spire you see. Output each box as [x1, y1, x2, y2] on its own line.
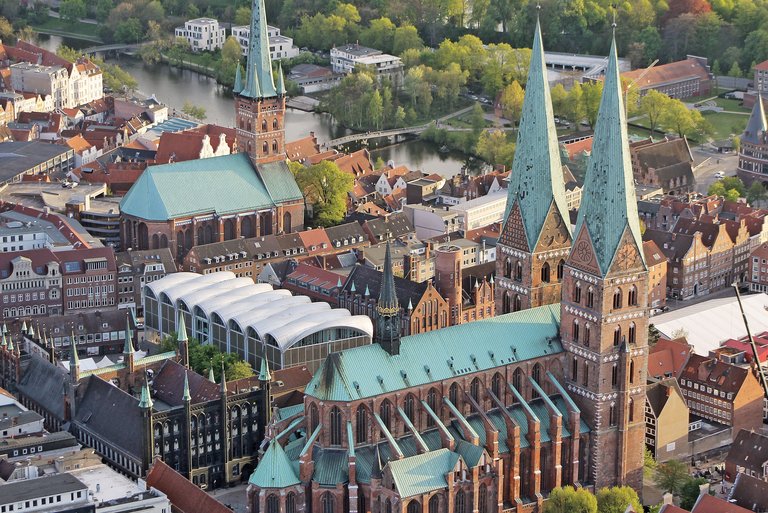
[574, 36, 645, 275]
[138, 379, 153, 409]
[7, 335, 13, 353]
[208, 364, 216, 383]
[177, 315, 188, 343]
[182, 371, 191, 402]
[241, 0, 277, 98]
[1, 331, 7, 348]
[27, 323, 34, 338]
[377, 241, 399, 314]
[276, 62, 286, 96]
[123, 315, 135, 355]
[364, 284, 370, 297]
[258, 358, 272, 382]
[233, 62, 243, 95]
[20, 321, 26, 333]
[69, 330, 77, 369]
[336, 277, 342, 288]
[350, 281, 356, 293]
[504, 19, 570, 249]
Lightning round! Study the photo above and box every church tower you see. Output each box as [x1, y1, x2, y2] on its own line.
[561, 35, 648, 490]
[496, 19, 572, 315]
[375, 241, 401, 355]
[234, 0, 287, 164]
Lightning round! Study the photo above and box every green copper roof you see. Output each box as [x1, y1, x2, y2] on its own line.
[387, 449, 460, 498]
[233, 62, 243, 95]
[69, 331, 78, 369]
[307, 304, 562, 402]
[182, 371, 191, 402]
[377, 240, 399, 312]
[243, 63, 262, 98]
[176, 315, 188, 343]
[241, 0, 277, 99]
[208, 365, 216, 383]
[120, 154, 300, 221]
[123, 316, 135, 355]
[249, 438, 300, 488]
[20, 321, 26, 332]
[258, 358, 271, 381]
[277, 62, 286, 96]
[574, 37, 644, 275]
[27, 324, 34, 337]
[138, 380, 153, 409]
[504, 19, 570, 249]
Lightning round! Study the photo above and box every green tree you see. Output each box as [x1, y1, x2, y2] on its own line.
[115, 17, 143, 44]
[159, 332, 253, 382]
[721, 176, 746, 195]
[711, 59, 721, 76]
[291, 160, 353, 226]
[654, 459, 690, 495]
[551, 83, 568, 119]
[102, 62, 138, 94]
[235, 6, 252, 25]
[368, 89, 384, 130]
[394, 105, 406, 128]
[95, 0, 114, 21]
[544, 486, 598, 513]
[660, 100, 701, 138]
[182, 101, 207, 120]
[499, 81, 524, 126]
[392, 24, 424, 55]
[567, 82, 586, 127]
[361, 17, 396, 54]
[60, 0, 86, 22]
[746, 182, 767, 205]
[596, 486, 643, 513]
[680, 478, 708, 510]
[476, 129, 515, 168]
[470, 101, 485, 136]
[0, 16, 12, 41]
[227, 360, 255, 380]
[221, 36, 242, 63]
[732, 135, 740, 152]
[582, 81, 603, 128]
[644, 447, 657, 478]
[640, 90, 671, 136]
[728, 60, 742, 77]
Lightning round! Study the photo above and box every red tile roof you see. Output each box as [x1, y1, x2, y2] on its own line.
[561, 136, 593, 160]
[336, 149, 374, 176]
[648, 337, 691, 378]
[286, 135, 320, 161]
[146, 458, 231, 513]
[297, 228, 332, 255]
[691, 493, 754, 513]
[623, 58, 711, 90]
[643, 240, 666, 267]
[755, 60, 768, 72]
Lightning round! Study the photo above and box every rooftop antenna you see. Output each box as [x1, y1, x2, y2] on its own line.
[732, 283, 768, 401]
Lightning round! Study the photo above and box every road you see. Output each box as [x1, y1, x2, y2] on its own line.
[208, 482, 249, 513]
[690, 144, 738, 195]
[46, 10, 99, 24]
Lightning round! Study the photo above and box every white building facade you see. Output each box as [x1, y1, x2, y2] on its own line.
[231, 24, 299, 60]
[175, 18, 226, 52]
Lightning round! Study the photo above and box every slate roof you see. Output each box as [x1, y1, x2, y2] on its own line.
[0, 473, 86, 504]
[387, 449, 460, 498]
[120, 153, 300, 221]
[643, 229, 695, 261]
[729, 472, 768, 512]
[188, 235, 281, 262]
[152, 360, 219, 407]
[646, 378, 683, 416]
[325, 222, 367, 248]
[680, 354, 751, 396]
[341, 264, 428, 311]
[146, 458, 232, 513]
[726, 430, 768, 476]
[74, 375, 144, 458]
[307, 304, 562, 401]
[743, 95, 768, 146]
[575, 37, 645, 275]
[363, 212, 414, 242]
[504, 20, 570, 249]
[16, 356, 68, 420]
[248, 439, 300, 488]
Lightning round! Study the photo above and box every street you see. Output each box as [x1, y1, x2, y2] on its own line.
[208, 482, 250, 513]
[691, 144, 738, 195]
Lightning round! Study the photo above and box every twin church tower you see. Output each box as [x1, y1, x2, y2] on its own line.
[495, 20, 649, 488]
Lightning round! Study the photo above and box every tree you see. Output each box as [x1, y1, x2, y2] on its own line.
[101, 62, 138, 94]
[115, 18, 143, 44]
[544, 486, 598, 513]
[747, 181, 766, 205]
[640, 90, 671, 136]
[60, 0, 86, 22]
[644, 447, 658, 478]
[368, 89, 384, 130]
[392, 24, 423, 55]
[654, 459, 690, 495]
[227, 360, 255, 380]
[499, 81, 524, 126]
[566, 82, 586, 127]
[732, 135, 740, 152]
[476, 129, 515, 168]
[470, 101, 485, 136]
[582, 81, 603, 128]
[0, 16, 12, 41]
[361, 17, 396, 54]
[235, 6, 252, 25]
[221, 36, 242, 64]
[291, 160, 353, 227]
[182, 102, 207, 120]
[708, 181, 740, 202]
[159, 332, 253, 382]
[680, 478, 708, 510]
[660, 100, 704, 138]
[596, 486, 643, 513]
[551, 83, 568, 119]
[394, 106, 406, 128]
[728, 60, 742, 78]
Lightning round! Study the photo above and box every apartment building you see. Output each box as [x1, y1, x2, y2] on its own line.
[330, 43, 404, 86]
[231, 24, 299, 60]
[175, 18, 226, 52]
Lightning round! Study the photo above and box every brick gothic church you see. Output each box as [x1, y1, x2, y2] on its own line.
[245, 24, 648, 513]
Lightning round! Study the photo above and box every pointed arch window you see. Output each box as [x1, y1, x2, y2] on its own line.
[557, 259, 565, 281]
[614, 326, 622, 346]
[356, 405, 367, 444]
[629, 359, 635, 384]
[613, 288, 622, 309]
[272, 140, 278, 153]
[287, 493, 296, 513]
[572, 319, 580, 343]
[380, 400, 392, 432]
[455, 490, 466, 513]
[629, 322, 636, 345]
[449, 382, 459, 405]
[587, 287, 594, 308]
[426, 389, 437, 427]
[541, 262, 551, 283]
[532, 363, 543, 398]
[479, 484, 488, 513]
[582, 361, 589, 387]
[429, 496, 440, 513]
[512, 368, 523, 396]
[611, 363, 619, 388]
[309, 403, 319, 433]
[407, 500, 421, 513]
[628, 285, 638, 306]
[262, 141, 268, 154]
[572, 356, 578, 381]
[504, 257, 512, 278]
[273, 117, 279, 130]
[609, 404, 617, 427]
[584, 324, 591, 347]
[404, 394, 416, 424]
[322, 492, 335, 513]
[267, 495, 279, 513]
[515, 261, 523, 281]
[513, 294, 521, 312]
[573, 282, 581, 303]
[330, 406, 343, 446]
[491, 373, 503, 399]
[261, 119, 267, 132]
[470, 378, 481, 403]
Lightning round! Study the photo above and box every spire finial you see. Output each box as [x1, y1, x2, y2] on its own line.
[208, 360, 216, 383]
[123, 313, 135, 355]
[139, 376, 153, 409]
[258, 358, 272, 382]
[182, 370, 191, 402]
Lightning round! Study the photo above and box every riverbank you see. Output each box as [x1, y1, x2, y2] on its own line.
[30, 18, 103, 43]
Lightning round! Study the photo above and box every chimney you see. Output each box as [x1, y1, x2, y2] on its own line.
[662, 493, 673, 505]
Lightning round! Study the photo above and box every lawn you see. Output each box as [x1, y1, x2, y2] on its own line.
[711, 97, 750, 112]
[701, 111, 749, 140]
[31, 17, 102, 42]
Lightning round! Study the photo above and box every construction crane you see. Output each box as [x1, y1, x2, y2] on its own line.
[732, 283, 768, 400]
[624, 59, 659, 117]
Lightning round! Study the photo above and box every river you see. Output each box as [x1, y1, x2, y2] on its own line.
[35, 34, 476, 177]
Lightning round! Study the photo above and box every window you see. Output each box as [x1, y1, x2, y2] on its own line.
[572, 356, 578, 381]
[609, 404, 617, 427]
[426, 389, 437, 426]
[512, 368, 523, 395]
[404, 394, 416, 424]
[407, 500, 422, 513]
[513, 294, 521, 312]
[504, 258, 511, 278]
[587, 287, 594, 308]
[267, 495, 279, 513]
[455, 490, 466, 513]
[449, 382, 459, 405]
[629, 323, 636, 344]
[532, 364, 543, 398]
[330, 406, 343, 446]
[612, 364, 618, 387]
[573, 283, 581, 303]
[614, 326, 622, 346]
[429, 496, 440, 513]
[613, 289, 622, 309]
[309, 403, 319, 433]
[541, 262, 551, 283]
[515, 261, 523, 281]
[321, 492, 334, 513]
[356, 405, 367, 444]
[470, 378, 481, 403]
[491, 373, 503, 399]
[628, 285, 637, 306]
[557, 259, 564, 281]
[572, 320, 580, 342]
[629, 360, 635, 384]
[358, 494, 366, 513]
[380, 400, 392, 432]
[584, 324, 591, 347]
[582, 362, 589, 387]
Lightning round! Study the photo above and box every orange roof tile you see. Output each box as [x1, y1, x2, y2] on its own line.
[65, 134, 93, 154]
[622, 58, 711, 90]
[297, 228, 332, 255]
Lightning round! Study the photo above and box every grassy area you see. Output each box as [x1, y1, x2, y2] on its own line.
[711, 97, 750, 112]
[31, 17, 102, 42]
[444, 108, 495, 128]
[685, 87, 732, 104]
[701, 111, 749, 140]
